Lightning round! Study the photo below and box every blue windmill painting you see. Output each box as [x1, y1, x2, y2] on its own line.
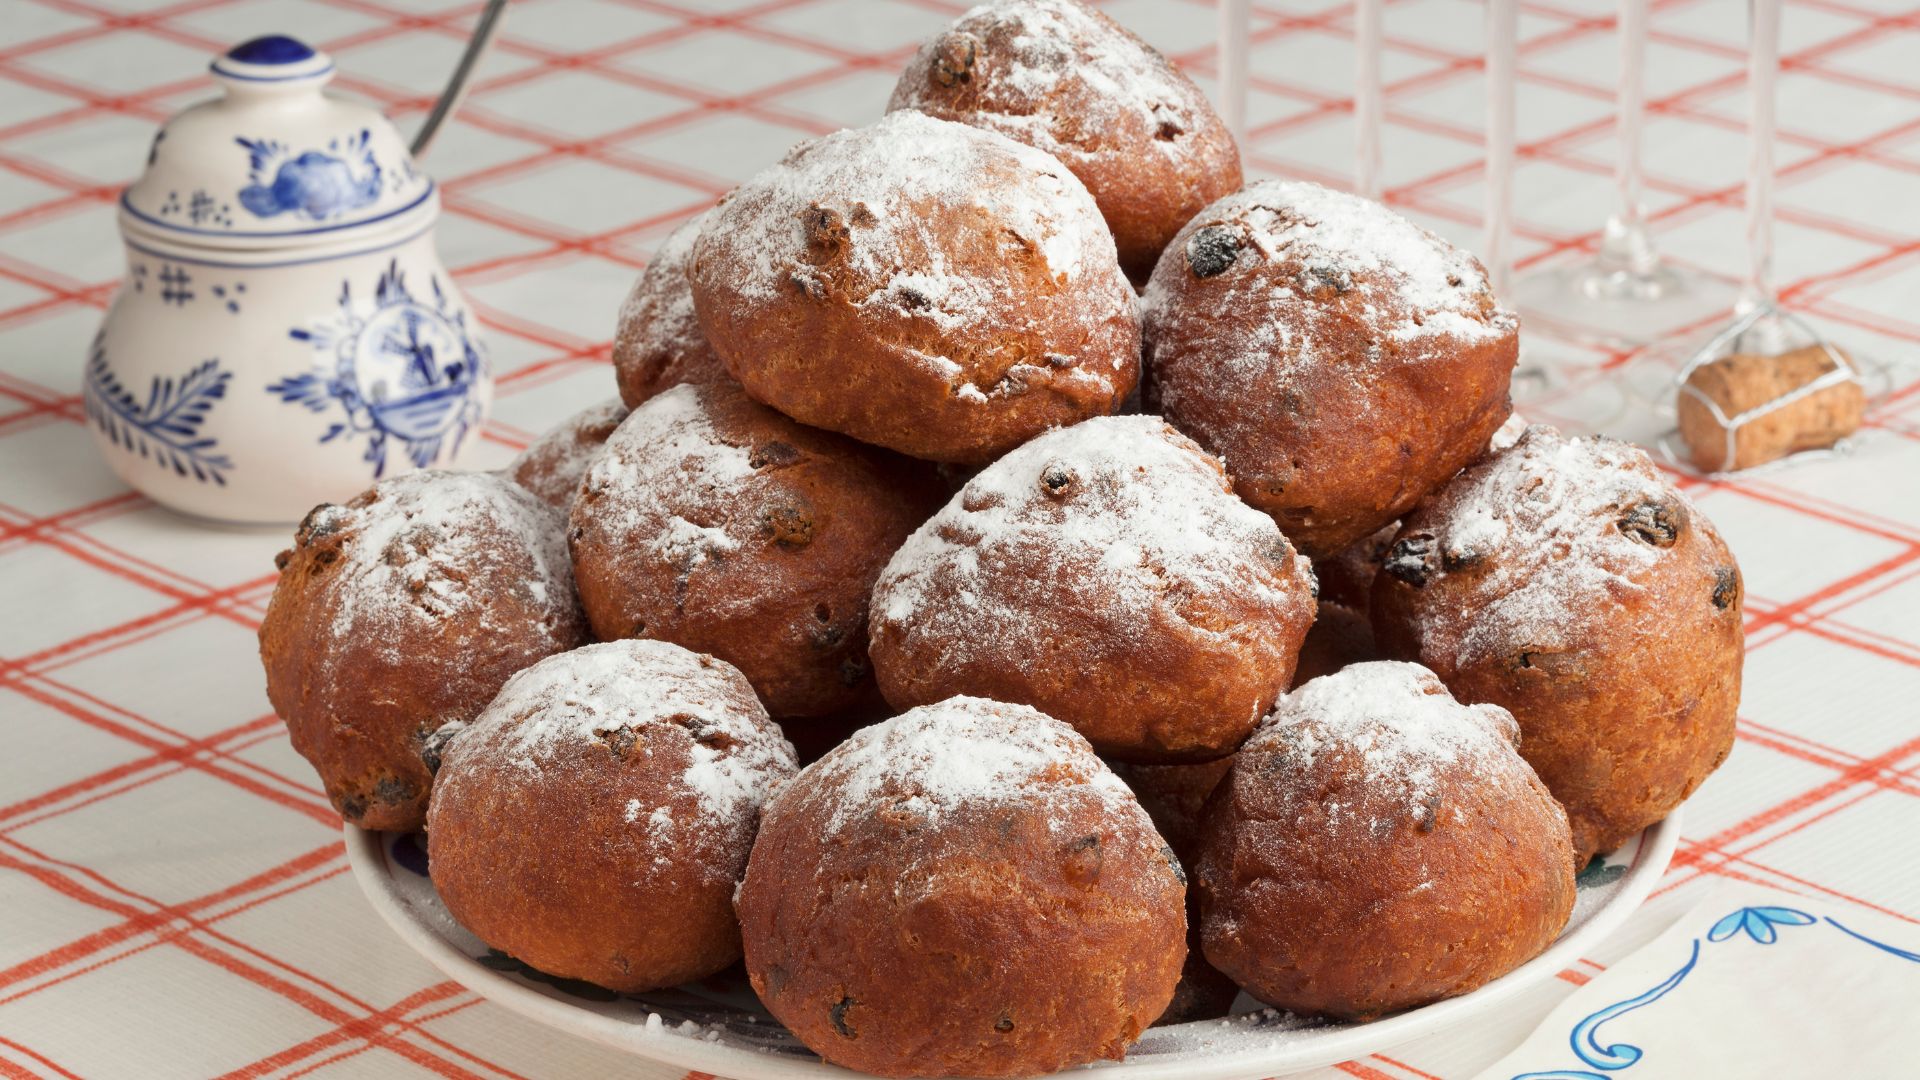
[269, 260, 485, 477]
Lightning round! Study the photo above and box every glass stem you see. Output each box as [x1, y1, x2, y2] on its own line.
[1597, 0, 1657, 277]
[1744, 0, 1779, 315]
[1484, 0, 1517, 298]
[1354, 0, 1384, 199]
[1217, 0, 1251, 148]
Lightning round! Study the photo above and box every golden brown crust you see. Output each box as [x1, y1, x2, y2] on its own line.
[1195, 662, 1576, 1020]
[427, 641, 798, 992]
[690, 111, 1139, 465]
[569, 381, 944, 718]
[1142, 180, 1518, 557]
[259, 471, 587, 831]
[1370, 427, 1743, 863]
[507, 398, 629, 509]
[869, 416, 1318, 762]
[887, 0, 1241, 282]
[612, 210, 731, 408]
[737, 698, 1186, 1077]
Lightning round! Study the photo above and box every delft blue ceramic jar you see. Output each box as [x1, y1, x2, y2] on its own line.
[87, 35, 491, 524]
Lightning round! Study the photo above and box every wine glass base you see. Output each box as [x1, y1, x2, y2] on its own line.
[1513, 260, 1739, 350]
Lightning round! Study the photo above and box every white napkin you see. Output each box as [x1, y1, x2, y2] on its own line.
[1475, 883, 1920, 1079]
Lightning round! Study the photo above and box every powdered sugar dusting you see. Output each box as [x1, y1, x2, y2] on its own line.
[783, 696, 1136, 837]
[1228, 181, 1500, 325]
[613, 209, 717, 402]
[619, 210, 706, 338]
[893, 0, 1206, 170]
[722, 110, 1099, 297]
[579, 384, 755, 572]
[507, 398, 630, 508]
[872, 415, 1314, 670]
[1411, 426, 1677, 669]
[319, 471, 575, 654]
[1248, 661, 1517, 822]
[695, 111, 1126, 397]
[470, 639, 797, 826]
[1140, 182, 1514, 426]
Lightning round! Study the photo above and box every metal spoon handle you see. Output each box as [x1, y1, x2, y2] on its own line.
[410, 0, 509, 159]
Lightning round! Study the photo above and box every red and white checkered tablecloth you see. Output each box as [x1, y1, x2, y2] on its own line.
[1, 0, 1916, 1076]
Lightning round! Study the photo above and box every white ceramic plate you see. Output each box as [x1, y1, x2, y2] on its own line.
[348, 813, 1677, 1080]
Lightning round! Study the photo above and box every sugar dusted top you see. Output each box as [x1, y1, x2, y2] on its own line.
[1191, 181, 1500, 328]
[1142, 181, 1514, 413]
[776, 695, 1137, 838]
[1248, 661, 1520, 826]
[713, 110, 1106, 300]
[1396, 426, 1683, 669]
[313, 470, 575, 654]
[507, 398, 629, 508]
[693, 111, 1132, 401]
[453, 639, 797, 828]
[872, 414, 1315, 667]
[891, 0, 1213, 171]
[576, 383, 756, 574]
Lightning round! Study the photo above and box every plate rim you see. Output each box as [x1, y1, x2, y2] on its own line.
[346, 811, 1680, 1080]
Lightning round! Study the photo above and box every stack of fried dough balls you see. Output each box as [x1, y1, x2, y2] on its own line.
[258, 1, 1744, 1076]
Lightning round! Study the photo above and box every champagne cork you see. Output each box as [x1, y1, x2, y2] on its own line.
[1677, 344, 1863, 472]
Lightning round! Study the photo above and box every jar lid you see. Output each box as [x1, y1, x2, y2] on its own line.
[119, 35, 435, 250]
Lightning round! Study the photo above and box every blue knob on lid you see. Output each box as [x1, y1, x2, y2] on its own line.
[210, 34, 333, 85]
[224, 35, 318, 65]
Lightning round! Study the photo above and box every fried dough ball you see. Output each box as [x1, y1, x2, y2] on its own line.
[691, 110, 1138, 465]
[1371, 426, 1742, 862]
[888, 0, 1240, 282]
[428, 640, 797, 991]
[869, 415, 1317, 761]
[612, 209, 730, 407]
[1195, 662, 1575, 1020]
[1142, 180, 1517, 557]
[737, 696, 1186, 1077]
[570, 381, 942, 718]
[260, 471, 586, 831]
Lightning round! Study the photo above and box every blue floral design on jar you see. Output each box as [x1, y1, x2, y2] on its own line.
[235, 130, 383, 221]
